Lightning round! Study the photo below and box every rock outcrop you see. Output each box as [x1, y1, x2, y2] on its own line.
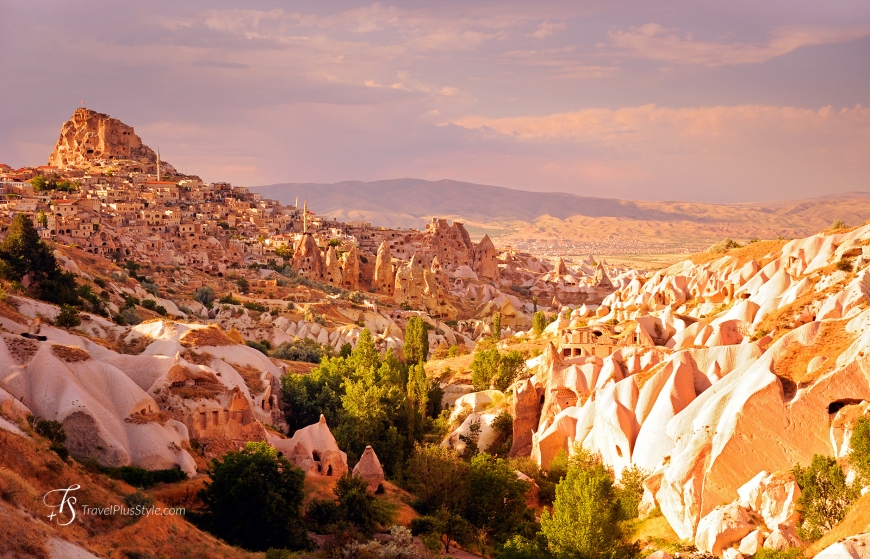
[49, 108, 173, 170]
[324, 245, 343, 285]
[342, 245, 361, 291]
[373, 241, 395, 295]
[473, 234, 499, 281]
[352, 445, 385, 492]
[272, 415, 349, 477]
[292, 234, 324, 279]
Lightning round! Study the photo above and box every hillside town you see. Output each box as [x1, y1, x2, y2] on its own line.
[0, 109, 624, 330]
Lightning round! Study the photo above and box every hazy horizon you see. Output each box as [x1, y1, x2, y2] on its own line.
[2, 0, 869, 204]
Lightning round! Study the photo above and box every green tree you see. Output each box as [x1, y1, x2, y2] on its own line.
[471, 348, 527, 391]
[616, 465, 649, 520]
[198, 442, 310, 552]
[404, 315, 429, 364]
[407, 361, 429, 440]
[31, 176, 48, 191]
[0, 214, 78, 305]
[498, 535, 552, 559]
[540, 462, 638, 559]
[236, 276, 250, 292]
[793, 455, 859, 541]
[405, 444, 469, 514]
[281, 358, 348, 433]
[850, 415, 870, 483]
[465, 453, 535, 552]
[193, 285, 216, 308]
[413, 508, 473, 555]
[37, 210, 48, 228]
[334, 472, 390, 537]
[492, 312, 502, 341]
[489, 411, 514, 458]
[532, 312, 547, 337]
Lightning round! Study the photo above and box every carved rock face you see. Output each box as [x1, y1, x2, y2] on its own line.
[49, 108, 173, 170]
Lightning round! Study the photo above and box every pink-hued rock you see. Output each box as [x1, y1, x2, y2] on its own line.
[695, 503, 759, 556]
[353, 445, 385, 492]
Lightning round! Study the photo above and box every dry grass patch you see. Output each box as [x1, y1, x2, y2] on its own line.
[690, 239, 788, 267]
[180, 326, 236, 348]
[180, 349, 215, 366]
[3, 335, 40, 364]
[628, 510, 686, 554]
[119, 334, 154, 355]
[169, 385, 221, 401]
[281, 360, 319, 375]
[125, 410, 170, 425]
[0, 299, 26, 324]
[50, 344, 91, 363]
[0, 501, 50, 559]
[233, 364, 266, 397]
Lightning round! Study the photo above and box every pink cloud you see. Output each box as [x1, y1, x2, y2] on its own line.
[607, 23, 870, 66]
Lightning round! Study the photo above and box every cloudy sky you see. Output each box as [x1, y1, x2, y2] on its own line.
[1, 0, 868, 202]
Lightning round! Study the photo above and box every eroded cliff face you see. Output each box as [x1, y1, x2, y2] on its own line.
[48, 108, 175, 171]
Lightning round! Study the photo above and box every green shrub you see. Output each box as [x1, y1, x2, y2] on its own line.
[709, 238, 743, 253]
[304, 498, 341, 533]
[849, 415, 870, 484]
[30, 417, 69, 460]
[753, 548, 804, 559]
[274, 338, 333, 363]
[831, 219, 847, 230]
[793, 454, 859, 541]
[836, 258, 854, 272]
[532, 312, 547, 337]
[123, 490, 155, 518]
[243, 301, 267, 312]
[334, 473, 391, 537]
[246, 340, 271, 355]
[54, 305, 81, 328]
[219, 294, 240, 305]
[101, 465, 187, 488]
[193, 286, 216, 308]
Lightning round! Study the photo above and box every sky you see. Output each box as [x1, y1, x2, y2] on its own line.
[1, 0, 868, 203]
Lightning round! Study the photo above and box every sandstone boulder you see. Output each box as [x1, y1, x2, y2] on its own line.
[763, 524, 803, 551]
[695, 503, 759, 556]
[737, 529, 764, 556]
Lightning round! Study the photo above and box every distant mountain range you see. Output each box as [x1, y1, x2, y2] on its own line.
[251, 179, 870, 255]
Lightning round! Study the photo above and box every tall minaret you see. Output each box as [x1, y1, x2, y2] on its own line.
[295, 196, 299, 210]
[303, 200, 308, 234]
[156, 148, 161, 182]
